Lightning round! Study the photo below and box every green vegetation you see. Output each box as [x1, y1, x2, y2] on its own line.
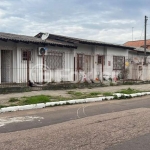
[67, 91, 102, 99]
[9, 98, 19, 102]
[8, 95, 71, 106]
[103, 92, 113, 96]
[0, 105, 6, 109]
[116, 88, 142, 94]
[1, 88, 145, 109]
[20, 95, 50, 105]
[88, 92, 102, 96]
[123, 82, 134, 85]
[110, 82, 114, 86]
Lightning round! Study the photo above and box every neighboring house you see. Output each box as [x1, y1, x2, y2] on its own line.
[124, 40, 150, 80]
[127, 47, 150, 81]
[124, 40, 150, 50]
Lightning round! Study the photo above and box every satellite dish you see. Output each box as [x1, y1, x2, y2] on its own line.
[41, 33, 49, 40]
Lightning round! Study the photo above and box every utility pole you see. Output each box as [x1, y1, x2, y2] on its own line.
[144, 15, 148, 65]
[132, 27, 134, 41]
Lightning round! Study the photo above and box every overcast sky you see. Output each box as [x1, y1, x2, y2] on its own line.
[0, 0, 150, 44]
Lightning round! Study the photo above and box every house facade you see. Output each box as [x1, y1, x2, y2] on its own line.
[35, 33, 134, 82]
[0, 32, 76, 84]
[1, 31, 150, 86]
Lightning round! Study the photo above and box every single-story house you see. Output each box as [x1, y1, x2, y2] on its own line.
[35, 33, 135, 82]
[0, 31, 150, 85]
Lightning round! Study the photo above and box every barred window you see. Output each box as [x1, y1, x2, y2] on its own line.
[77, 54, 83, 70]
[113, 56, 125, 70]
[97, 55, 105, 65]
[46, 52, 64, 69]
[22, 50, 31, 61]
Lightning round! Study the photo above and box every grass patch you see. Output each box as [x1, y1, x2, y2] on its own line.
[67, 91, 102, 99]
[116, 88, 142, 94]
[20, 95, 50, 105]
[103, 92, 113, 96]
[50, 96, 71, 102]
[67, 91, 83, 96]
[88, 92, 102, 96]
[0, 105, 6, 108]
[9, 98, 19, 102]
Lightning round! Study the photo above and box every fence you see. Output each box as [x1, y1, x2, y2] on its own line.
[0, 50, 150, 89]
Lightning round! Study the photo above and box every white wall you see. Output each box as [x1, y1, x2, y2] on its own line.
[16, 44, 74, 83]
[1, 40, 150, 84]
[94, 46, 106, 81]
[0, 40, 74, 84]
[105, 47, 128, 80]
[74, 44, 94, 81]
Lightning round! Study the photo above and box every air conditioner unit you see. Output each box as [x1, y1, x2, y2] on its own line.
[38, 47, 48, 55]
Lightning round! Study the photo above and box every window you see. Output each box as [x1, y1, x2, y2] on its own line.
[77, 54, 83, 70]
[113, 56, 125, 70]
[22, 50, 31, 61]
[97, 55, 105, 65]
[46, 52, 64, 69]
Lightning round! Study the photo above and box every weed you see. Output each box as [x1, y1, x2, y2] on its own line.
[103, 92, 113, 96]
[9, 98, 19, 102]
[67, 91, 84, 97]
[66, 102, 71, 105]
[116, 88, 141, 94]
[89, 92, 101, 96]
[0, 105, 6, 109]
[120, 95, 127, 99]
[67, 91, 75, 94]
[113, 95, 118, 99]
[110, 82, 114, 86]
[123, 82, 134, 85]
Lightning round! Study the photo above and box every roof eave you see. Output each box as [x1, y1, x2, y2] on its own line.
[0, 37, 76, 49]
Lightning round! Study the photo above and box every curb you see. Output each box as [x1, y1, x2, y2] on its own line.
[0, 92, 150, 113]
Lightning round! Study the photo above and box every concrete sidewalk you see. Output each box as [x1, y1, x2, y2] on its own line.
[0, 84, 150, 105]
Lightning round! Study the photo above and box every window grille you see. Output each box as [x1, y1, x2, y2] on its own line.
[113, 56, 125, 70]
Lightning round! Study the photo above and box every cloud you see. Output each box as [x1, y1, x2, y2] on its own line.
[0, 0, 149, 44]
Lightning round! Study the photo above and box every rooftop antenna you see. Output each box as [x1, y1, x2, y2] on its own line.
[132, 27, 134, 41]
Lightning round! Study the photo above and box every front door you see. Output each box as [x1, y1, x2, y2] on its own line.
[1, 50, 13, 82]
[84, 55, 91, 74]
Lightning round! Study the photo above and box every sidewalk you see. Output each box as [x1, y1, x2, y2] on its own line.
[0, 84, 150, 105]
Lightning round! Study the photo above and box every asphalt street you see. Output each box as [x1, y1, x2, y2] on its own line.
[1, 95, 150, 149]
[1, 95, 150, 133]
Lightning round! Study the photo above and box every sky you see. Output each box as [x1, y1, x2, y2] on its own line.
[0, 0, 150, 44]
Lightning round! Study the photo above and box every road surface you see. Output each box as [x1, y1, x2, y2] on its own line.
[1, 95, 150, 149]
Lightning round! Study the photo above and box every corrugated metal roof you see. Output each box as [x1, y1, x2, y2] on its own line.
[0, 32, 76, 48]
[132, 47, 150, 53]
[35, 32, 135, 50]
